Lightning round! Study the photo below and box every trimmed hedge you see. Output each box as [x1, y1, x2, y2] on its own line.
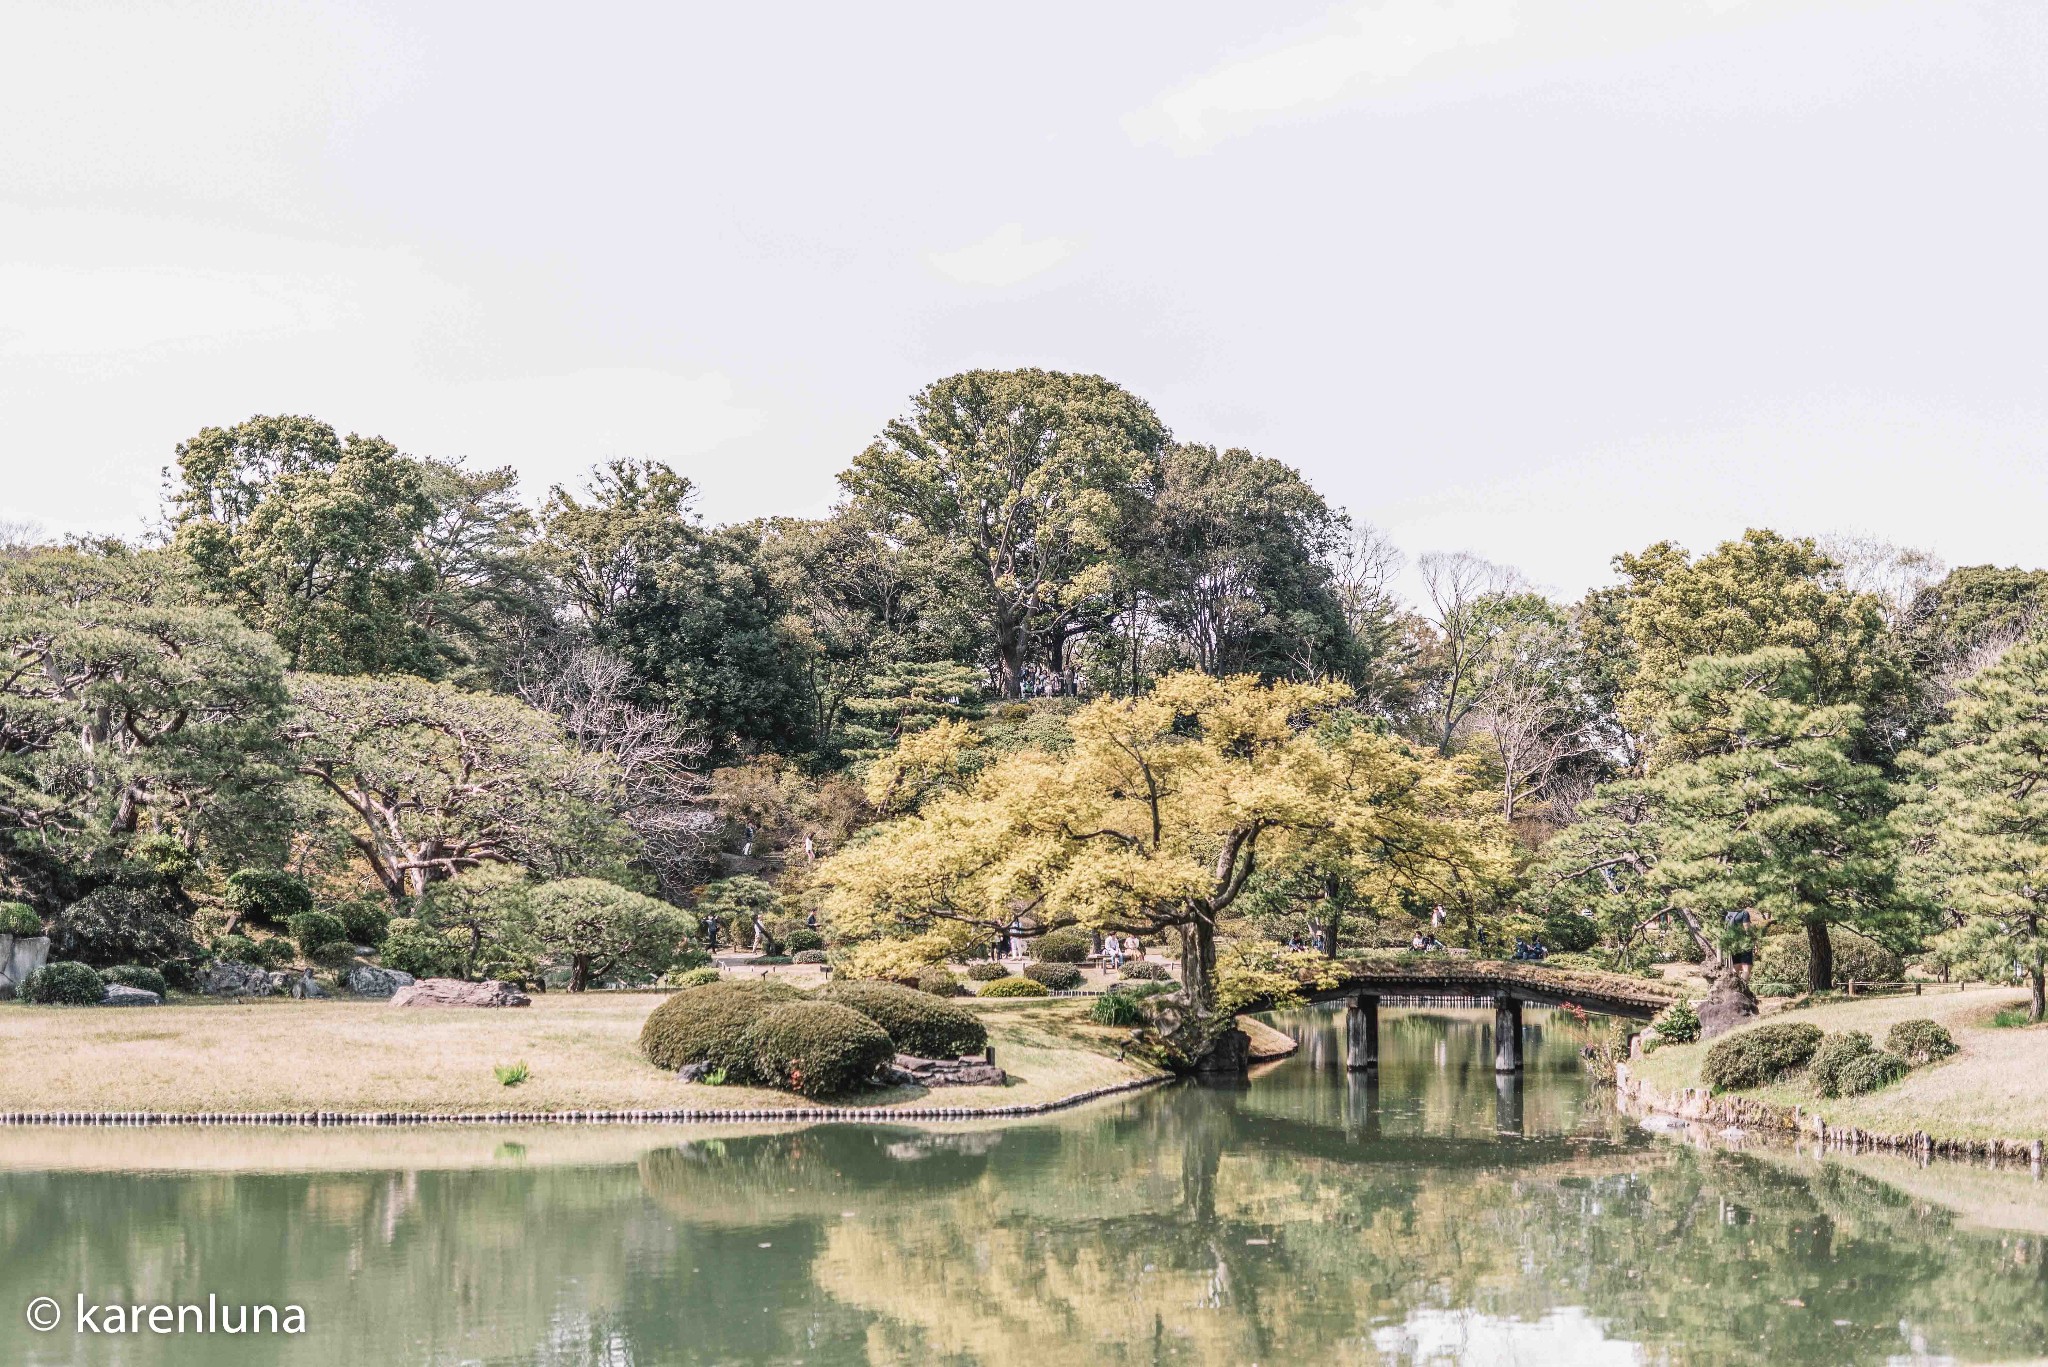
[1031, 927, 1092, 963]
[917, 970, 965, 998]
[663, 965, 723, 989]
[1023, 962, 1083, 991]
[1701, 1021, 1823, 1091]
[740, 1001, 895, 1098]
[1809, 1031, 1875, 1098]
[815, 980, 986, 1057]
[793, 949, 828, 964]
[1886, 1018, 1957, 1066]
[0, 901, 42, 937]
[639, 979, 804, 1076]
[99, 964, 169, 998]
[20, 960, 105, 1005]
[965, 961, 1011, 981]
[978, 977, 1050, 999]
[288, 911, 348, 957]
[1756, 931, 1903, 991]
[1118, 961, 1170, 981]
[784, 929, 826, 953]
[1837, 1049, 1909, 1095]
[50, 885, 198, 968]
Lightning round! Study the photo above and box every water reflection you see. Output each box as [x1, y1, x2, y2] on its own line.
[0, 1005, 2042, 1365]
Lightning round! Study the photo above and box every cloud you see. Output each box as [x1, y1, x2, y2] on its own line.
[0, 262, 357, 359]
[926, 223, 1081, 288]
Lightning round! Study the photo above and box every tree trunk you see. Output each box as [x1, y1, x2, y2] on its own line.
[994, 613, 1028, 699]
[1806, 919, 1834, 995]
[1179, 917, 1217, 1017]
[2032, 964, 2045, 1023]
[571, 953, 592, 992]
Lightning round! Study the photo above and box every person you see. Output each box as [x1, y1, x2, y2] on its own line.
[806, 909, 819, 932]
[1410, 931, 1427, 953]
[704, 917, 719, 954]
[1725, 908, 1757, 983]
[752, 911, 767, 952]
[1311, 927, 1327, 955]
[1006, 917, 1025, 959]
[1106, 935, 1124, 971]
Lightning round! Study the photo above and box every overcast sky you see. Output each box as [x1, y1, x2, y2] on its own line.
[2, 0, 2043, 598]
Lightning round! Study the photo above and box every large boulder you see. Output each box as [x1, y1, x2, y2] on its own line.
[389, 977, 531, 1008]
[344, 964, 415, 999]
[98, 983, 162, 1007]
[200, 960, 277, 998]
[288, 970, 328, 999]
[0, 933, 50, 1000]
[1698, 969, 1760, 1040]
[878, 1053, 1006, 1088]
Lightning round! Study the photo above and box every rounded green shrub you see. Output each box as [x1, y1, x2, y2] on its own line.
[639, 979, 804, 1075]
[1651, 999, 1701, 1046]
[1701, 1021, 1824, 1091]
[1837, 1049, 1909, 1095]
[252, 936, 300, 970]
[336, 900, 392, 947]
[214, 933, 261, 964]
[1809, 1030, 1875, 1098]
[1755, 931, 1903, 990]
[661, 965, 723, 989]
[917, 970, 964, 998]
[223, 869, 313, 927]
[966, 961, 1011, 981]
[1022, 962, 1083, 991]
[1118, 961, 1170, 981]
[1089, 991, 1146, 1026]
[50, 885, 197, 968]
[739, 1001, 894, 1097]
[784, 929, 825, 953]
[310, 940, 358, 968]
[99, 964, 168, 998]
[20, 960, 106, 1005]
[793, 949, 827, 964]
[815, 980, 986, 1057]
[1031, 927, 1092, 963]
[978, 977, 1050, 999]
[1885, 1018, 1958, 1066]
[288, 910, 348, 957]
[380, 919, 465, 980]
[0, 901, 43, 936]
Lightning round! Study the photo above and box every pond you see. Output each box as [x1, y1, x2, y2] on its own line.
[2, 1004, 2043, 1365]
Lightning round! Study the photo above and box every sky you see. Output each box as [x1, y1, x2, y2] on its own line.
[1, 0, 2043, 600]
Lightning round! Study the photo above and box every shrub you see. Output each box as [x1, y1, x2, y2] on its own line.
[1809, 1031, 1875, 1098]
[335, 900, 392, 946]
[99, 964, 168, 998]
[214, 933, 261, 964]
[1701, 1021, 1824, 1091]
[740, 1001, 895, 1097]
[252, 935, 300, 970]
[815, 980, 987, 1057]
[784, 929, 825, 954]
[1885, 1018, 1958, 1066]
[966, 961, 1011, 981]
[1756, 930, 1903, 990]
[1032, 926, 1092, 963]
[222, 869, 312, 928]
[288, 911, 349, 957]
[917, 970, 965, 998]
[0, 901, 42, 937]
[1539, 951, 1608, 973]
[1119, 961, 1171, 981]
[660, 965, 723, 989]
[1837, 1049, 1909, 1095]
[19, 960, 105, 1005]
[638, 979, 804, 1075]
[1089, 991, 1146, 1026]
[380, 918, 466, 980]
[753, 955, 793, 967]
[1651, 999, 1701, 1046]
[494, 1061, 529, 1087]
[978, 977, 1050, 999]
[49, 885, 198, 968]
[1022, 962, 1083, 991]
[793, 949, 827, 964]
[310, 940, 358, 968]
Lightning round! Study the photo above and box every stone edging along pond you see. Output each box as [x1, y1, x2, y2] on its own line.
[1615, 1062, 2046, 1171]
[0, 1074, 1174, 1130]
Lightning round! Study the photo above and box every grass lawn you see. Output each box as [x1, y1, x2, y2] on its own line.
[0, 992, 1159, 1118]
[1630, 985, 2047, 1142]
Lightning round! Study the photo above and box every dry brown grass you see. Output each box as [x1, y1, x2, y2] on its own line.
[0, 992, 1157, 1117]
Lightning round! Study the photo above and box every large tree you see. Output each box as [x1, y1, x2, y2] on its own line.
[1895, 630, 2048, 1020]
[840, 369, 1168, 697]
[818, 673, 1504, 1016]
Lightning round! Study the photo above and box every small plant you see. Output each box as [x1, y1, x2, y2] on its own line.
[1700, 1021, 1824, 1091]
[214, 933, 262, 964]
[0, 901, 43, 937]
[494, 1061, 530, 1087]
[1651, 998, 1699, 1044]
[1991, 1006, 2036, 1029]
[19, 960, 106, 1005]
[1089, 991, 1146, 1026]
[1885, 1018, 1958, 1065]
[1809, 1031, 1875, 1098]
[1022, 962, 1083, 991]
[99, 964, 169, 998]
[966, 961, 1011, 982]
[1118, 961, 1171, 981]
[978, 976, 1051, 999]
[753, 955, 793, 967]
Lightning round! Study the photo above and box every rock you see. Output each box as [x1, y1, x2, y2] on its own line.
[288, 970, 327, 999]
[1698, 970, 1759, 1040]
[0, 933, 50, 1000]
[98, 983, 161, 1007]
[878, 1053, 1007, 1087]
[344, 964, 415, 999]
[1193, 1027, 1251, 1076]
[388, 977, 532, 1008]
[676, 1062, 712, 1083]
[200, 960, 277, 998]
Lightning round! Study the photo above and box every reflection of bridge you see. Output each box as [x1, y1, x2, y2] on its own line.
[1290, 960, 1678, 1074]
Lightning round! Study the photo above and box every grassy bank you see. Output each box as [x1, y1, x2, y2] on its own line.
[0, 993, 1159, 1118]
[1629, 985, 2046, 1142]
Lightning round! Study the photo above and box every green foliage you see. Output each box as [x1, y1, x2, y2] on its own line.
[1118, 961, 1171, 981]
[793, 949, 827, 964]
[739, 1001, 895, 1097]
[223, 869, 312, 927]
[1755, 930, 1904, 990]
[1022, 962, 1083, 991]
[49, 885, 199, 968]
[1809, 1031, 1875, 1098]
[1885, 1018, 1958, 1065]
[637, 979, 803, 1075]
[528, 877, 692, 990]
[335, 899, 392, 946]
[966, 961, 1011, 981]
[415, 864, 536, 979]
[815, 980, 985, 1056]
[493, 1061, 529, 1087]
[98, 964, 168, 998]
[287, 910, 348, 956]
[1031, 927, 1092, 963]
[1837, 1049, 1909, 1095]
[214, 934, 260, 964]
[977, 977, 1050, 998]
[916, 969, 964, 997]
[831, 659, 987, 767]
[0, 901, 42, 936]
[1088, 991, 1147, 1026]
[1651, 998, 1700, 1045]
[378, 918, 465, 980]
[661, 965, 723, 989]
[19, 960, 105, 1005]
[783, 928, 825, 953]
[1701, 1021, 1824, 1091]
[1991, 1007, 2035, 1029]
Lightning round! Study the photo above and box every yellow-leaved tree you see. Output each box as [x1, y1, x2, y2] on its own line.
[818, 673, 1507, 1018]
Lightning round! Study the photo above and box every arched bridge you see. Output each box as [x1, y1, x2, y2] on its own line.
[1277, 958, 1681, 1075]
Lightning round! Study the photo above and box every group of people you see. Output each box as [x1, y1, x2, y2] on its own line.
[1408, 931, 1446, 953]
[1283, 929, 1330, 955]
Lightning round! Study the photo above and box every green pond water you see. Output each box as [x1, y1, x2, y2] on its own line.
[2, 1005, 2044, 1365]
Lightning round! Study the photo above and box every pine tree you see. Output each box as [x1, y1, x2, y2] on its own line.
[832, 660, 984, 765]
[1896, 631, 2048, 1020]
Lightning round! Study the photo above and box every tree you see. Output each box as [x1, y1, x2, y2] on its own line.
[1895, 630, 2048, 1020]
[285, 673, 635, 898]
[840, 369, 1168, 697]
[1459, 606, 1600, 823]
[1410, 553, 1522, 754]
[528, 876, 693, 990]
[818, 673, 1505, 1017]
[414, 862, 537, 980]
[1322, 524, 1414, 717]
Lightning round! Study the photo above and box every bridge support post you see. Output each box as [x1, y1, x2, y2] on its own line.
[1493, 992, 1523, 1073]
[1346, 993, 1379, 1071]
